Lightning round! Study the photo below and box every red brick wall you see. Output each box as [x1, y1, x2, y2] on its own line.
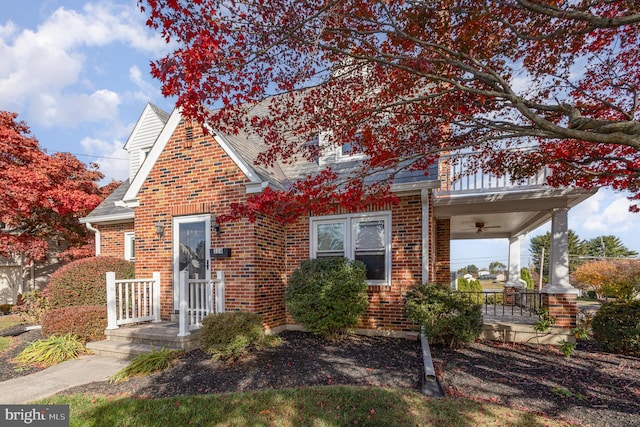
[543, 293, 578, 328]
[283, 195, 426, 332]
[98, 222, 134, 258]
[434, 218, 451, 284]
[96, 116, 441, 334]
[133, 120, 288, 327]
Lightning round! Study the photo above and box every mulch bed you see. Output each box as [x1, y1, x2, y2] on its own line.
[431, 339, 640, 427]
[2, 328, 640, 427]
[58, 331, 422, 398]
[0, 327, 47, 381]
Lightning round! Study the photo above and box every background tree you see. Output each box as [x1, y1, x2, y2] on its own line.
[574, 259, 640, 301]
[489, 261, 506, 275]
[142, 0, 640, 220]
[457, 265, 479, 276]
[529, 230, 587, 283]
[583, 235, 638, 259]
[0, 111, 108, 278]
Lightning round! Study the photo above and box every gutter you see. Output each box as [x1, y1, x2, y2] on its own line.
[85, 222, 101, 256]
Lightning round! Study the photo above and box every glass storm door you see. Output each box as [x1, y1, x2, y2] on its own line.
[172, 215, 211, 311]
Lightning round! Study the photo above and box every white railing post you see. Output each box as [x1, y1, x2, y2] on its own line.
[106, 272, 118, 330]
[178, 270, 190, 337]
[215, 271, 225, 313]
[152, 272, 161, 323]
[206, 280, 213, 317]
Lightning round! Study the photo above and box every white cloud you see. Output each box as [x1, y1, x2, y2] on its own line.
[570, 189, 637, 236]
[0, 1, 168, 127]
[128, 64, 158, 101]
[33, 89, 121, 127]
[80, 136, 129, 182]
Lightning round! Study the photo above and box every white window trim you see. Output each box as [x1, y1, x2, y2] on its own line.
[124, 232, 135, 261]
[317, 131, 367, 165]
[310, 212, 392, 286]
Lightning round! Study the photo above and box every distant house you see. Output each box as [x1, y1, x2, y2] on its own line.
[81, 102, 595, 335]
[0, 248, 67, 306]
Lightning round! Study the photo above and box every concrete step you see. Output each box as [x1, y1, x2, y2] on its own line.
[103, 322, 202, 352]
[86, 340, 159, 360]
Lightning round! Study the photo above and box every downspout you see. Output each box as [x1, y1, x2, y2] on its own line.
[85, 222, 101, 256]
[421, 189, 430, 284]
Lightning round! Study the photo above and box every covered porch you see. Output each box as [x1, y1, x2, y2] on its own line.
[434, 154, 596, 333]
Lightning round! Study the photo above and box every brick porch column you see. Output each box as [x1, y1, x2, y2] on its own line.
[542, 207, 578, 328]
[542, 293, 578, 328]
[435, 218, 451, 285]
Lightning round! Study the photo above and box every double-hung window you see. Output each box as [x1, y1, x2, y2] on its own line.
[311, 213, 391, 285]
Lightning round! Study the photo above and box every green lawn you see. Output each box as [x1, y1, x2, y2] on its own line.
[0, 314, 23, 331]
[0, 314, 23, 352]
[479, 280, 505, 291]
[40, 386, 577, 427]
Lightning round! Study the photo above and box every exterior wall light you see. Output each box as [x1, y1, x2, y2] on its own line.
[154, 220, 165, 239]
[212, 215, 222, 236]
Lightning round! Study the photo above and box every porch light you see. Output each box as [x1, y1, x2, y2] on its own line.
[154, 220, 165, 239]
[212, 215, 222, 236]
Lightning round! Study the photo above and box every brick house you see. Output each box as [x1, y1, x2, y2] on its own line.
[81, 102, 594, 338]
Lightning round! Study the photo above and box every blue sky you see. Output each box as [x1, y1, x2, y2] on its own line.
[1, 1, 639, 268]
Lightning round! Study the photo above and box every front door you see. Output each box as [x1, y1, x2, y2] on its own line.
[173, 215, 211, 311]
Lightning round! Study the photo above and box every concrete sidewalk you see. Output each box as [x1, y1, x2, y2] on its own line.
[0, 355, 129, 404]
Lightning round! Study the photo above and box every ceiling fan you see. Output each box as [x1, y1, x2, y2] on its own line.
[474, 222, 501, 234]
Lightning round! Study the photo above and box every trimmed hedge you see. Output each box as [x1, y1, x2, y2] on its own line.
[285, 257, 369, 341]
[41, 305, 107, 342]
[592, 301, 640, 356]
[46, 256, 134, 309]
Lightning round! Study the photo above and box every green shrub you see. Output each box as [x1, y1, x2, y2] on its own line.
[285, 257, 369, 341]
[485, 294, 505, 305]
[13, 290, 49, 324]
[109, 348, 183, 383]
[520, 268, 534, 289]
[46, 256, 134, 309]
[200, 311, 273, 362]
[592, 301, 640, 356]
[41, 305, 107, 342]
[15, 333, 89, 367]
[405, 283, 482, 348]
[457, 277, 483, 303]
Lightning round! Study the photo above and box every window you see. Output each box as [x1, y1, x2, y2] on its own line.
[311, 213, 391, 285]
[124, 232, 135, 261]
[338, 132, 365, 159]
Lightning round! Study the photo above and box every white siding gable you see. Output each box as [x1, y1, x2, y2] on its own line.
[123, 103, 170, 182]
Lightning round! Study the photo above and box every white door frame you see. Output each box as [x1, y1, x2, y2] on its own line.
[172, 214, 211, 311]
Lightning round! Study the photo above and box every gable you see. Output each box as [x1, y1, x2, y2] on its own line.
[123, 103, 171, 183]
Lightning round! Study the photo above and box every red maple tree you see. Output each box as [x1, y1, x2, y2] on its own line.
[141, 0, 640, 218]
[0, 111, 109, 262]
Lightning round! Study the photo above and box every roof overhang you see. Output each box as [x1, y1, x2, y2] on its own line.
[390, 180, 441, 195]
[79, 212, 134, 225]
[435, 187, 597, 240]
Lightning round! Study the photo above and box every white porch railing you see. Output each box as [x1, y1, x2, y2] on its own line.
[438, 151, 549, 194]
[106, 272, 161, 330]
[178, 270, 225, 337]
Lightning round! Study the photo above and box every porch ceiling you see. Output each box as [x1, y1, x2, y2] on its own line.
[434, 187, 597, 240]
